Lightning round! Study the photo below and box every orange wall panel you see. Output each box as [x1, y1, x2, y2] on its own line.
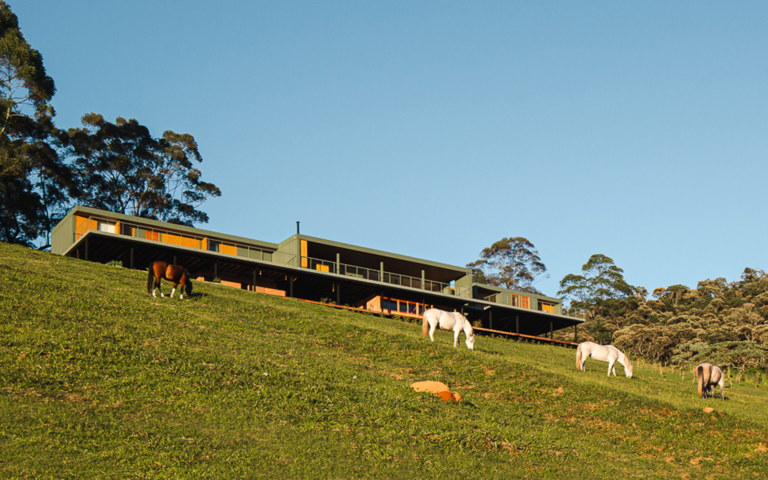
[521, 296, 530, 309]
[256, 286, 286, 297]
[181, 236, 199, 249]
[220, 244, 237, 255]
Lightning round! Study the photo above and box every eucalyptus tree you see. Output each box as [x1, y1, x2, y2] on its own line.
[63, 114, 221, 226]
[558, 253, 637, 319]
[467, 237, 547, 293]
[559, 254, 635, 303]
[0, 0, 72, 247]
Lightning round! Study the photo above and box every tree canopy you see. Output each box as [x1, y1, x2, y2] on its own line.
[0, 0, 70, 248]
[467, 237, 547, 293]
[0, 2, 222, 247]
[553, 265, 768, 371]
[558, 254, 636, 306]
[63, 114, 221, 226]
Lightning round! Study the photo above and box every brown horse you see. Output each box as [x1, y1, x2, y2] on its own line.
[147, 261, 192, 299]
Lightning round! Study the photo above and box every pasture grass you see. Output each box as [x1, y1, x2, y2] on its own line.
[1, 242, 767, 478]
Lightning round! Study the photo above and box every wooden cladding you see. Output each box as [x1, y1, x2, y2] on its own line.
[74, 213, 270, 261]
[365, 296, 430, 317]
[300, 240, 308, 268]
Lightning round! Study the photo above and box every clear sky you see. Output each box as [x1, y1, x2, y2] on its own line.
[14, 1, 768, 297]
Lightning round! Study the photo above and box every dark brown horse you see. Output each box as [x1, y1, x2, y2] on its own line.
[147, 261, 192, 299]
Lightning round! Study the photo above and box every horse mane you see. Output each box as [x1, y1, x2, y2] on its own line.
[462, 314, 473, 334]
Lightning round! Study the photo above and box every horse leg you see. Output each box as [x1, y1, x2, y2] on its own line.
[429, 323, 436, 342]
[608, 359, 616, 377]
[152, 278, 163, 298]
[170, 282, 178, 298]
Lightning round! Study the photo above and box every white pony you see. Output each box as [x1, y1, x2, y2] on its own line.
[576, 341, 633, 378]
[695, 363, 725, 401]
[422, 308, 475, 350]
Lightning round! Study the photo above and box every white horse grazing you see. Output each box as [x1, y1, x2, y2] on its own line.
[695, 363, 725, 401]
[422, 308, 475, 350]
[576, 341, 633, 378]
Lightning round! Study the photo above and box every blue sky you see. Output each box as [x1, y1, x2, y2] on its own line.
[14, 1, 768, 297]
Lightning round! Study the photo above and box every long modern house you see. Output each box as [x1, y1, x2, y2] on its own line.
[52, 206, 583, 339]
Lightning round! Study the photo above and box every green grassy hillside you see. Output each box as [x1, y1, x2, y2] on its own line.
[1, 242, 767, 478]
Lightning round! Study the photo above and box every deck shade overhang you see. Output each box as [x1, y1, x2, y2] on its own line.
[52, 206, 583, 336]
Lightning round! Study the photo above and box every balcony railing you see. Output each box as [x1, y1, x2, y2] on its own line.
[455, 285, 472, 299]
[303, 256, 453, 294]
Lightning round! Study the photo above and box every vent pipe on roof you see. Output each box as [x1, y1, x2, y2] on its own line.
[296, 221, 300, 235]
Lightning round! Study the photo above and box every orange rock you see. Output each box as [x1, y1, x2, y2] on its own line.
[438, 391, 453, 402]
[411, 381, 462, 402]
[411, 381, 450, 394]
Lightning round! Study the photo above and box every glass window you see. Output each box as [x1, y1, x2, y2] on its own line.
[98, 221, 116, 233]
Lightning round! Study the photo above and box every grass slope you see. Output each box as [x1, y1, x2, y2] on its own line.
[1, 242, 767, 478]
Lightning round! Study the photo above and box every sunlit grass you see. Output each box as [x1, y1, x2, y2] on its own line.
[1, 242, 767, 478]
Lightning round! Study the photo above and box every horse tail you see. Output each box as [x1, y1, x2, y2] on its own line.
[146, 262, 155, 294]
[696, 364, 707, 397]
[184, 270, 193, 295]
[576, 344, 582, 370]
[422, 312, 430, 337]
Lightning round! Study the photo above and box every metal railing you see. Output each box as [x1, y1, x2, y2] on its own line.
[455, 285, 473, 299]
[302, 255, 452, 294]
